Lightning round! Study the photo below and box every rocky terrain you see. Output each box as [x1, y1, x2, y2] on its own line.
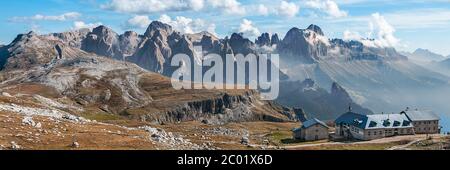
[0, 28, 301, 150]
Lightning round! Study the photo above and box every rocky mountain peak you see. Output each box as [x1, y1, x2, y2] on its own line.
[307, 24, 324, 36]
[411, 48, 446, 62]
[82, 25, 120, 59]
[47, 29, 91, 49]
[256, 33, 281, 47]
[331, 82, 351, 99]
[119, 31, 141, 57]
[271, 33, 280, 45]
[228, 33, 255, 55]
[278, 27, 325, 64]
[255, 33, 271, 46]
[414, 48, 431, 54]
[285, 27, 302, 39]
[123, 30, 138, 37]
[11, 31, 38, 44]
[144, 21, 173, 38]
[230, 32, 244, 40]
[186, 31, 218, 43]
[200, 35, 215, 47]
[92, 25, 117, 37]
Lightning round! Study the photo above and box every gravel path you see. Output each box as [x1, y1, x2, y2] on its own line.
[263, 134, 434, 150]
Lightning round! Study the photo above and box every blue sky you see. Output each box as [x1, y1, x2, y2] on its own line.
[1, 0, 450, 56]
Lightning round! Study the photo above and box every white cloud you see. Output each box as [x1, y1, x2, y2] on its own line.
[305, 0, 347, 18]
[158, 14, 216, 35]
[343, 13, 399, 48]
[101, 0, 205, 14]
[125, 15, 152, 29]
[189, 0, 205, 11]
[278, 1, 300, 18]
[343, 30, 363, 41]
[10, 12, 81, 22]
[207, 0, 246, 15]
[257, 4, 270, 16]
[73, 21, 102, 30]
[379, 8, 450, 30]
[369, 13, 399, 47]
[238, 19, 260, 38]
[102, 0, 247, 15]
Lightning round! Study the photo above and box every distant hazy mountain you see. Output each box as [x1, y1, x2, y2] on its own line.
[277, 79, 372, 120]
[401, 48, 447, 63]
[429, 58, 450, 77]
[262, 25, 449, 113]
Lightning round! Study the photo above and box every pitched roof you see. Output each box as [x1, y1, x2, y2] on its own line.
[404, 110, 440, 121]
[364, 113, 413, 129]
[335, 112, 368, 129]
[335, 112, 413, 129]
[301, 118, 329, 129]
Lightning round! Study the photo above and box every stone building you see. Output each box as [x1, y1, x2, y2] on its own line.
[402, 110, 441, 134]
[293, 118, 329, 141]
[335, 109, 441, 141]
[335, 112, 415, 141]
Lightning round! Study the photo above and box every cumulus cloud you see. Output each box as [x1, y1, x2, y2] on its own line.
[189, 0, 205, 11]
[238, 19, 260, 38]
[124, 15, 152, 29]
[305, 0, 347, 18]
[344, 13, 399, 48]
[207, 0, 246, 15]
[158, 14, 216, 35]
[10, 12, 81, 22]
[73, 21, 102, 30]
[102, 0, 247, 15]
[343, 30, 363, 41]
[257, 4, 270, 16]
[278, 1, 300, 18]
[101, 0, 205, 14]
[369, 13, 399, 47]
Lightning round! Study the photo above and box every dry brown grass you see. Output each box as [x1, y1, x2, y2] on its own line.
[0, 111, 157, 150]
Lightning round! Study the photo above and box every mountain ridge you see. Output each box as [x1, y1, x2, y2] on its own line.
[2, 21, 449, 119]
[0, 28, 298, 125]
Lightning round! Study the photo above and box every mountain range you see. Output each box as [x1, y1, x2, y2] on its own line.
[0, 30, 298, 125]
[2, 21, 450, 121]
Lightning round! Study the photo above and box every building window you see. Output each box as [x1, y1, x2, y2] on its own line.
[368, 132, 371, 136]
